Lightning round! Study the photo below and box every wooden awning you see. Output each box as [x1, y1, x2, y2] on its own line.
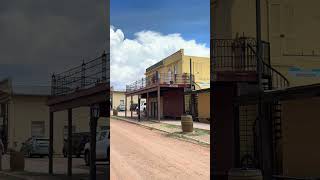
[235, 83, 320, 105]
[48, 83, 109, 112]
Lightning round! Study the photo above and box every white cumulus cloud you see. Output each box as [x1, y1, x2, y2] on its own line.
[110, 25, 209, 90]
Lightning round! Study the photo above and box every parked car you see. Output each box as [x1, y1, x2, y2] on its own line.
[117, 104, 125, 111]
[130, 103, 138, 111]
[20, 137, 49, 158]
[84, 130, 110, 166]
[140, 102, 146, 112]
[62, 132, 90, 158]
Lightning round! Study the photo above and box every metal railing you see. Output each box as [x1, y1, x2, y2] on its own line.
[212, 38, 289, 90]
[126, 73, 192, 92]
[51, 52, 109, 96]
[212, 38, 270, 73]
[247, 44, 290, 90]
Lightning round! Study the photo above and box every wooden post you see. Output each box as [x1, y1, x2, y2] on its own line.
[157, 85, 160, 121]
[146, 92, 149, 120]
[131, 96, 133, 118]
[90, 107, 97, 180]
[49, 111, 53, 174]
[138, 95, 141, 121]
[67, 109, 72, 176]
[125, 95, 127, 117]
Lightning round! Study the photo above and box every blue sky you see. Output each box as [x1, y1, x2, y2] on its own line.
[111, 0, 210, 47]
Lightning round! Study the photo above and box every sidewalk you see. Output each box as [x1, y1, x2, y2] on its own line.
[161, 120, 210, 130]
[112, 116, 210, 145]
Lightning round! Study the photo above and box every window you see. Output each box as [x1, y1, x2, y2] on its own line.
[31, 121, 45, 137]
[120, 100, 124, 105]
[174, 64, 177, 74]
[64, 125, 76, 139]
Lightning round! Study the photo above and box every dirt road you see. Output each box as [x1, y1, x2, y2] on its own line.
[110, 118, 210, 180]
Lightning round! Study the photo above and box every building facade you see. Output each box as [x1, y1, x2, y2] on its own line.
[126, 49, 210, 120]
[111, 90, 138, 111]
[0, 79, 108, 154]
[212, 0, 320, 87]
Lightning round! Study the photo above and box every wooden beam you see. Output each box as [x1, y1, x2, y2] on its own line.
[49, 92, 108, 112]
[138, 95, 141, 121]
[49, 112, 53, 174]
[125, 95, 127, 117]
[89, 107, 97, 180]
[130, 96, 133, 118]
[48, 83, 109, 106]
[157, 85, 160, 121]
[67, 109, 72, 176]
[146, 92, 149, 120]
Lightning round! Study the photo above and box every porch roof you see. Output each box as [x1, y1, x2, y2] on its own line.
[235, 83, 320, 104]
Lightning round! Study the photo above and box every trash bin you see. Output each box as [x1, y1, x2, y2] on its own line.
[10, 151, 25, 171]
[181, 115, 193, 132]
[228, 168, 262, 180]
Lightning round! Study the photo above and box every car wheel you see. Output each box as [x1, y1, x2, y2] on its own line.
[84, 151, 90, 166]
[28, 151, 32, 158]
[63, 150, 67, 158]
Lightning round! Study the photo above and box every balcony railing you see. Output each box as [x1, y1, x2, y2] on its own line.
[51, 52, 110, 96]
[126, 73, 193, 92]
[212, 38, 270, 73]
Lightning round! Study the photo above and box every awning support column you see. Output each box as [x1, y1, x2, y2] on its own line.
[49, 111, 53, 174]
[130, 96, 133, 118]
[67, 108, 72, 176]
[157, 85, 160, 121]
[146, 92, 149, 120]
[90, 106, 98, 180]
[138, 95, 141, 121]
[125, 95, 127, 117]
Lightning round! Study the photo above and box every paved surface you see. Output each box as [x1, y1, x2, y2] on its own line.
[115, 112, 210, 131]
[0, 155, 108, 180]
[113, 116, 210, 144]
[161, 120, 210, 130]
[110, 118, 210, 180]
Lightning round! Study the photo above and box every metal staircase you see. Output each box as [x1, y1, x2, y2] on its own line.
[212, 37, 289, 171]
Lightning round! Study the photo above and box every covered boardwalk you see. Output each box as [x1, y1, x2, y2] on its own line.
[47, 52, 109, 180]
[125, 73, 192, 121]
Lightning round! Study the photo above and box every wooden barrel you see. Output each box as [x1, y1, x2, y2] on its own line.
[228, 168, 262, 180]
[181, 115, 193, 132]
[113, 109, 118, 116]
[10, 151, 25, 171]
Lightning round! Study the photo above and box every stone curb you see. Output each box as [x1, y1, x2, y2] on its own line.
[112, 116, 210, 146]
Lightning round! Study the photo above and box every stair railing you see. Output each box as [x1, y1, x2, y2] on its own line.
[247, 44, 290, 90]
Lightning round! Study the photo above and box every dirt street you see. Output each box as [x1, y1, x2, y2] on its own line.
[110, 118, 210, 180]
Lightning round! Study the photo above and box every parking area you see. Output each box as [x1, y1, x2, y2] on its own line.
[1, 155, 109, 180]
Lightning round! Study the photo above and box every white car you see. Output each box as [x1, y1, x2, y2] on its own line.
[84, 130, 110, 166]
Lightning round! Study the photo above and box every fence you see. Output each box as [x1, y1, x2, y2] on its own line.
[51, 52, 109, 96]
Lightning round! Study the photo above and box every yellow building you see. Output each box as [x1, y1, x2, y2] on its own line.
[145, 49, 210, 90]
[185, 88, 210, 123]
[212, 0, 320, 87]
[126, 49, 210, 120]
[111, 90, 138, 111]
[0, 79, 108, 154]
[212, 1, 320, 178]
